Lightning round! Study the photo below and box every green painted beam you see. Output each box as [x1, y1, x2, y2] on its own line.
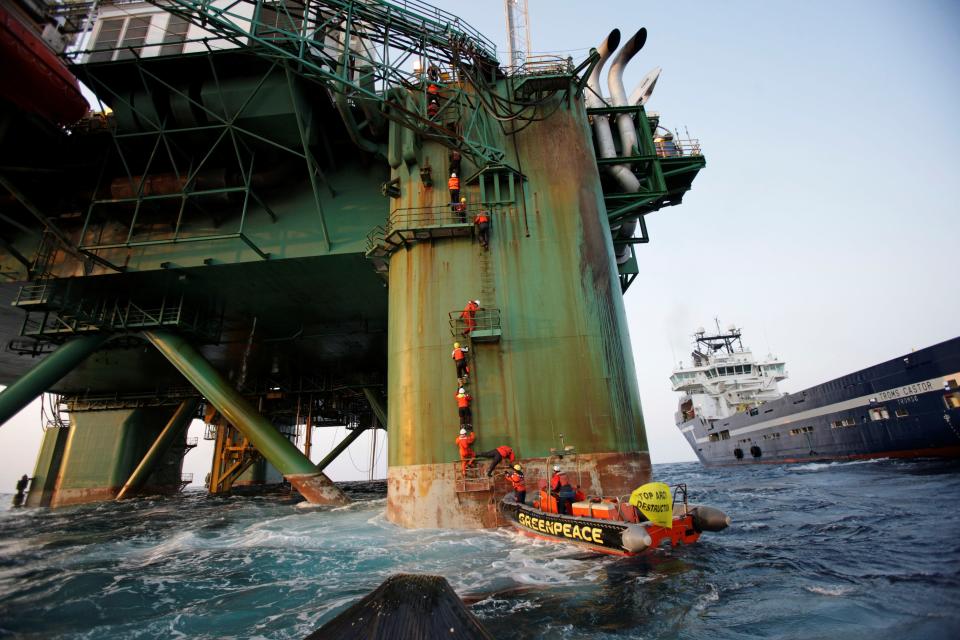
[0, 335, 109, 428]
[363, 387, 387, 429]
[116, 398, 199, 500]
[143, 330, 316, 476]
[316, 425, 368, 471]
[144, 330, 349, 504]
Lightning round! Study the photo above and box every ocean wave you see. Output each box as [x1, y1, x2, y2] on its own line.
[804, 584, 854, 596]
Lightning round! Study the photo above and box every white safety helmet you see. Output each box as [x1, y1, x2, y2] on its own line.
[451, 172, 457, 177]
[553, 465, 561, 472]
[460, 428, 467, 435]
[458, 387, 465, 394]
[473, 299, 480, 305]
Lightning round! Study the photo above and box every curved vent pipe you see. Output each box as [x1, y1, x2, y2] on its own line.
[585, 30, 639, 197]
[607, 28, 647, 157]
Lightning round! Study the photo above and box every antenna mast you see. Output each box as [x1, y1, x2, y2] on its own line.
[504, 0, 531, 70]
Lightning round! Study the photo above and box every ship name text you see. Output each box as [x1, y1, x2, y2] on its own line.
[876, 381, 936, 402]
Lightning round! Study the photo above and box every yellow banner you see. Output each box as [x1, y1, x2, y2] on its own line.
[629, 482, 673, 528]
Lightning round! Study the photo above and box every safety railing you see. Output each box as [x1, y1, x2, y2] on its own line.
[448, 307, 501, 339]
[365, 204, 480, 265]
[13, 282, 60, 307]
[389, 204, 479, 231]
[505, 55, 574, 77]
[654, 138, 702, 158]
[18, 294, 222, 342]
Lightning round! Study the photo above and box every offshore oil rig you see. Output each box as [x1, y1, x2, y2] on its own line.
[0, 0, 704, 528]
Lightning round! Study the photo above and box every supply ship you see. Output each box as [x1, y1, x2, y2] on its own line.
[672, 325, 960, 465]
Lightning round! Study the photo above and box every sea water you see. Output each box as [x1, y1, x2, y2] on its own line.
[1, 459, 959, 639]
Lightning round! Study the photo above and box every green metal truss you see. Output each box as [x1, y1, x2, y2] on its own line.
[129, 0, 508, 165]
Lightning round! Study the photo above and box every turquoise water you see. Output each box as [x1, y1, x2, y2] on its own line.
[1, 459, 959, 639]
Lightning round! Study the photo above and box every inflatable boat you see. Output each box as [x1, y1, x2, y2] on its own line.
[499, 483, 730, 556]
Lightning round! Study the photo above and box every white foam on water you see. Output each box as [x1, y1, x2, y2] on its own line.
[792, 458, 890, 473]
[693, 582, 720, 611]
[805, 584, 854, 596]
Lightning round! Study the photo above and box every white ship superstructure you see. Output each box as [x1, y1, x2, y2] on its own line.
[671, 325, 787, 425]
[672, 324, 960, 466]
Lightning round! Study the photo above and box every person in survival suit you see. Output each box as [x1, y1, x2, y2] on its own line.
[455, 428, 476, 474]
[550, 464, 576, 515]
[476, 445, 515, 477]
[505, 463, 526, 505]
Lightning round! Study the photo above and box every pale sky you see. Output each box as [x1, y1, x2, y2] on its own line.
[2, 0, 959, 490]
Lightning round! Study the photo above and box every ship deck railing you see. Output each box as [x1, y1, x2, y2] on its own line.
[448, 308, 501, 342]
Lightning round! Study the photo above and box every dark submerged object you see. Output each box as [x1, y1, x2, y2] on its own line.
[305, 574, 493, 640]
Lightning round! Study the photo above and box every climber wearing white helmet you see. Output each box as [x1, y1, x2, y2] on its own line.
[460, 299, 480, 336]
[455, 427, 476, 475]
[447, 171, 460, 204]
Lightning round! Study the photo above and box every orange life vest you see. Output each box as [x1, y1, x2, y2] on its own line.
[474, 212, 489, 224]
[448, 176, 460, 190]
[506, 472, 526, 492]
[496, 445, 515, 461]
[452, 347, 466, 360]
[456, 392, 471, 408]
[456, 432, 475, 454]
[551, 471, 570, 491]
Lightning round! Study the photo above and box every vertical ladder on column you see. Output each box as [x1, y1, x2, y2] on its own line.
[477, 242, 495, 311]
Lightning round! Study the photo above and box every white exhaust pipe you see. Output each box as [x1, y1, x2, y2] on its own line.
[629, 66, 661, 106]
[607, 28, 647, 157]
[585, 30, 639, 194]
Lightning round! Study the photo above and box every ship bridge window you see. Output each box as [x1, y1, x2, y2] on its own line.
[869, 406, 890, 421]
[762, 432, 781, 440]
[944, 392, 960, 410]
[718, 430, 730, 440]
[788, 426, 815, 436]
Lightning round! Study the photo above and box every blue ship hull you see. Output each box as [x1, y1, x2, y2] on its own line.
[679, 337, 960, 465]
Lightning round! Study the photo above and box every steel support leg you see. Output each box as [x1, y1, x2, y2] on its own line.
[143, 330, 348, 505]
[317, 425, 369, 472]
[363, 387, 387, 428]
[116, 398, 199, 500]
[0, 334, 109, 428]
